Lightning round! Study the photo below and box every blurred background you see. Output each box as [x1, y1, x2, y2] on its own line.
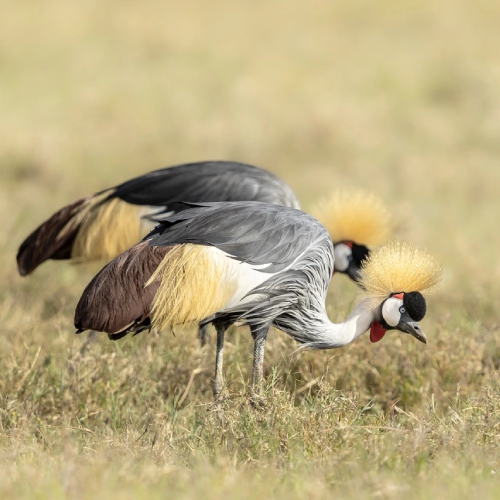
[1, 0, 500, 495]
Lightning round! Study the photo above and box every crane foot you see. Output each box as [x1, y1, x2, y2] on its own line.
[249, 392, 267, 409]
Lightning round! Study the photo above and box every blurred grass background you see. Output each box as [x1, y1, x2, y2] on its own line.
[2, 0, 500, 497]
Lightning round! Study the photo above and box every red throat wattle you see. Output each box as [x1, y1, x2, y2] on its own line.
[370, 322, 387, 343]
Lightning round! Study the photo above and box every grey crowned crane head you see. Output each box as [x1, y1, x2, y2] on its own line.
[359, 241, 442, 345]
[312, 189, 393, 284]
[333, 241, 370, 282]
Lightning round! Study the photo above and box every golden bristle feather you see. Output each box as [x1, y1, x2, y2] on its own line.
[311, 189, 393, 246]
[360, 241, 442, 304]
[70, 194, 149, 262]
[147, 244, 237, 331]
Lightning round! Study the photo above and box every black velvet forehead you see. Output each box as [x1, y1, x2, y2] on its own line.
[351, 243, 370, 266]
[402, 292, 427, 322]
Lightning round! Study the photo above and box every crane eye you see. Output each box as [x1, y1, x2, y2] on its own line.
[399, 306, 406, 314]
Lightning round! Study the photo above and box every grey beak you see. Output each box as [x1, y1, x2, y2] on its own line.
[400, 321, 427, 345]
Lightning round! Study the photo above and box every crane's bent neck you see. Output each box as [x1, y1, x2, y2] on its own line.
[309, 299, 376, 349]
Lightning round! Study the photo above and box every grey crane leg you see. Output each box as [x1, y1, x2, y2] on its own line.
[250, 323, 270, 403]
[213, 324, 226, 401]
[198, 324, 209, 347]
[79, 330, 97, 355]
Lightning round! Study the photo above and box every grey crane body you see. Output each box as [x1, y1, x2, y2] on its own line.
[75, 202, 333, 399]
[146, 203, 376, 352]
[145, 203, 333, 335]
[16, 160, 300, 277]
[76, 202, 336, 340]
[112, 161, 300, 212]
[77, 201, 428, 400]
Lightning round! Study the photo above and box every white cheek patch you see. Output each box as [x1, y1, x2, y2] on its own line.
[334, 244, 352, 272]
[382, 298, 403, 327]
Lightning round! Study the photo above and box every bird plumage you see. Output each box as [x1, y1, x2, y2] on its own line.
[17, 161, 395, 295]
[312, 189, 393, 246]
[112, 162, 299, 210]
[147, 244, 237, 331]
[74, 202, 441, 399]
[74, 241, 170, 338]
[17, 161, 300, 276]
[360, 241, 442, 305]
[70, 194, 155, 262]
[17, 197, 88, 276]
[75, 202, 330, 338]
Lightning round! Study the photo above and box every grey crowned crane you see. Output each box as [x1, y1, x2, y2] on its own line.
[74, 202, 441, 401]
[16, 161, 299, 275]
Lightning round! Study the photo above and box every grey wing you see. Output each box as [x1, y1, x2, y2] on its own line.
[109, 161, 299, 211]
[202, 232, 335, 332]
[145, 202, 328, 273]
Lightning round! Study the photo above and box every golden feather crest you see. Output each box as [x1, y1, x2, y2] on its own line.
[311, 189, 392, 246]
[360, 241, 442, 303]
[147, 244, 236, 331]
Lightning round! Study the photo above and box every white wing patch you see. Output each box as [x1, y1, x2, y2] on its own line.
[218, 250, 277, 309]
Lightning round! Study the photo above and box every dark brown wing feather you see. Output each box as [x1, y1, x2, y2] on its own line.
[74, 241, 171, 339]
[17, 197, 89, 276]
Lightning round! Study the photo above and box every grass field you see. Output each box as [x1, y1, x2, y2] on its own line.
[2, 0, 500, 497]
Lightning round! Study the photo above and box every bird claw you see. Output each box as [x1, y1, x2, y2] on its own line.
[249, 392, 267, 409]
[213, 385, 229, 404]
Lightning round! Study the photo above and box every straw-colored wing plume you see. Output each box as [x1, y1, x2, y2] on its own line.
[70, 194, 153, 261]
[147, 244, 238, 331]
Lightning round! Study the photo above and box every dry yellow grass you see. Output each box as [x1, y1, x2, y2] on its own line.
[2, 0, 500, 497]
